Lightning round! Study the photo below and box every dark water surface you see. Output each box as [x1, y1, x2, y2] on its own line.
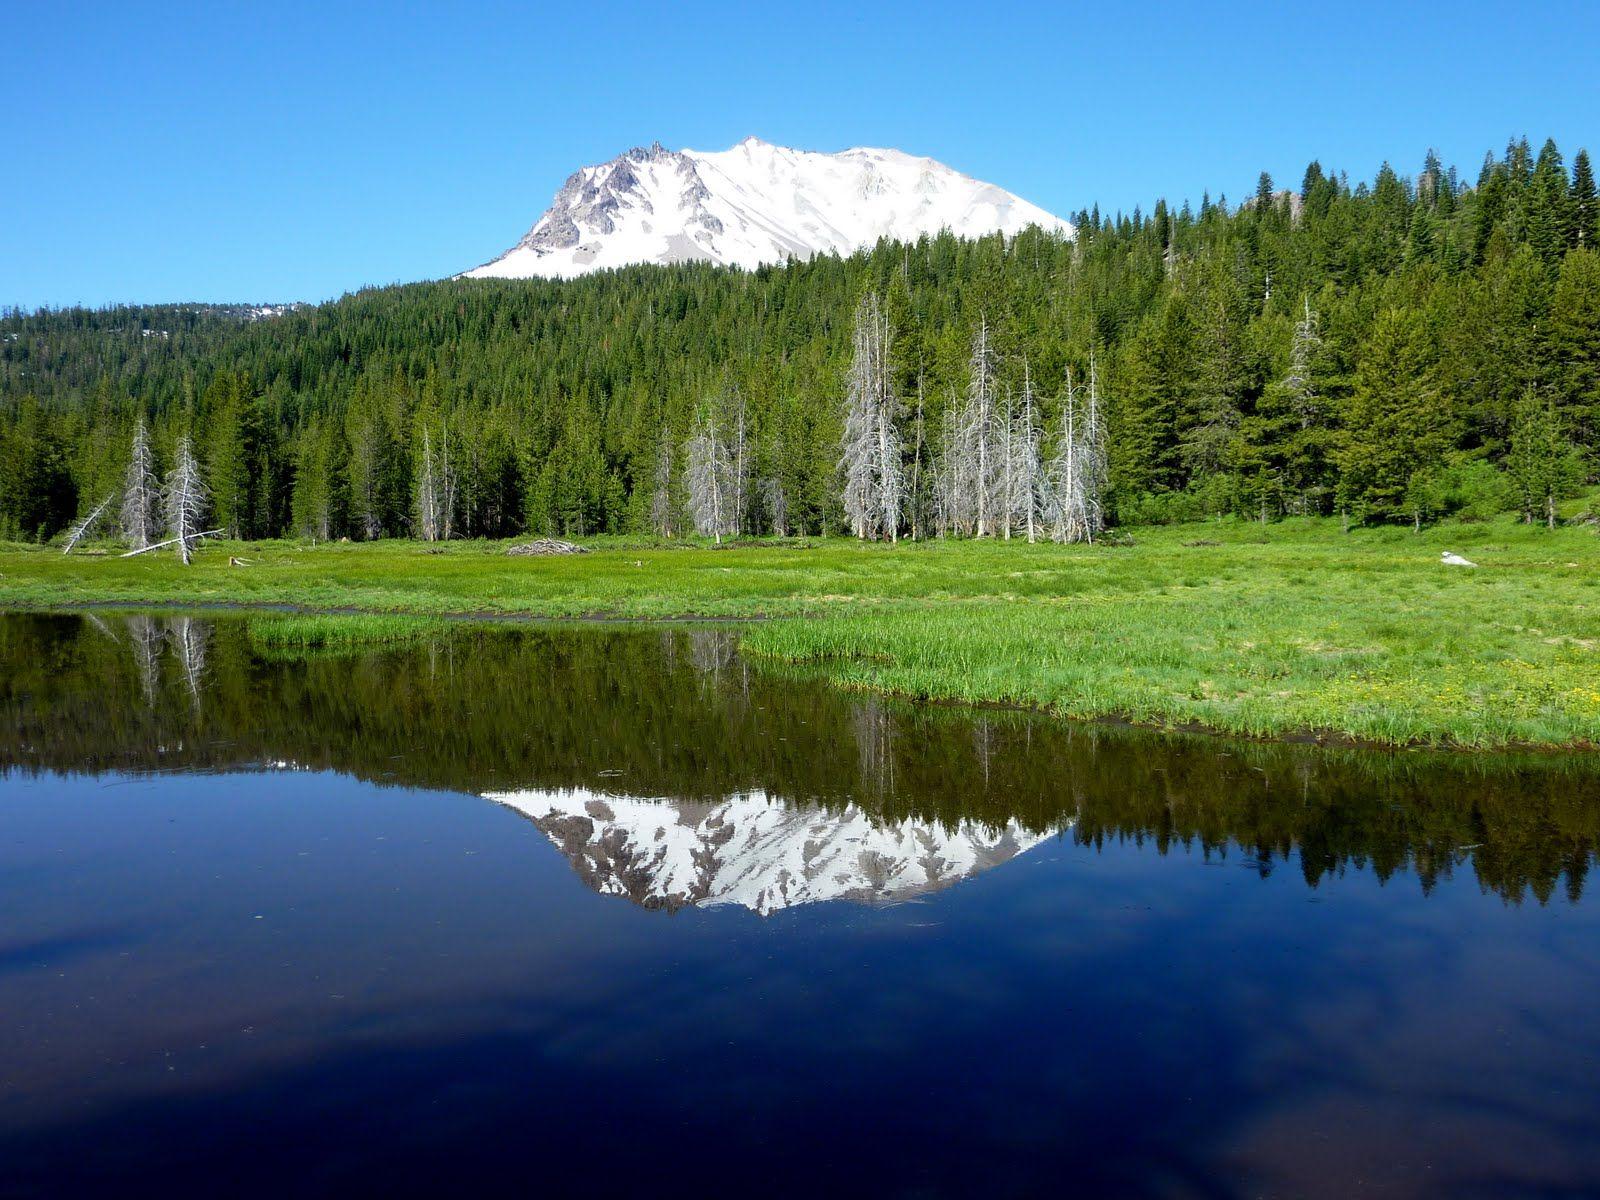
[2, 613, 1599, 1198]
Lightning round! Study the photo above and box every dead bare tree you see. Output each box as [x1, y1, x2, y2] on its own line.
[416, 427, 442, 541]
[61, 493, 114, 554]
[440, 423, 456, 540]
[1006, 362, 1045, 542]
[121, 416, 159, 550]
[416, 428, 439, 541]
[684, 403, 736, 543]
[942, 317, 1004, 537]
[840, 292, 903, 541]
[162, 435, 209, 565]
[1046, 355, 1109, 544]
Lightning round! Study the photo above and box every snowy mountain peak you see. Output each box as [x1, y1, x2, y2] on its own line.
[485, 787, 1062, 915]
[463, 138, 1072, 280]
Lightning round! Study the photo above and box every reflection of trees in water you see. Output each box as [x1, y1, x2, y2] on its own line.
[853, 698, 895, 799]
[166, 618, 209, 709]
[127, 616, 163, 707]
[973, 717, 993, 789]
[2, 613, 1599, 905]
[687, 627, 736, 677]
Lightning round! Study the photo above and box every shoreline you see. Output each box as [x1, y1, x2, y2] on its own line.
[5, 595, 1596, 756]
[2, 519, 1596, 752]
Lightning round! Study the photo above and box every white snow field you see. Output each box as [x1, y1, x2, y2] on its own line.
[463, 137, 1072, 280]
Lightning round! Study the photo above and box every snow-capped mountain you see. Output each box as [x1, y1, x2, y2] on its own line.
[486, 787, 1061, 915]
[463, 137, 1072, 280]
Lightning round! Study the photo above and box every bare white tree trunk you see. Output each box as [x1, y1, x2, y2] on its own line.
[1013, 362, 1044, 543]
[121, 417, 159, 549]
[440, 424, 457, 541]
[416, 428, 441, 542]
[684, 406, 735, 543]
[840, 293, 903, 541]
[1000, 385, 1015, 541]
[1084, 353, 1108, 538]
[973, 319, 993, 537]
[908, 379, 926, 541]
[162, 436, 209, 565]
[730, 389, 749, 537]
[1046, 356, 1108, 544]
[62, 493, 114, 554]
[943, 317, 1003, 537]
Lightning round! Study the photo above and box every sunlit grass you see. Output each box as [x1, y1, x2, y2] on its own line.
[2, 515, 1596, 746]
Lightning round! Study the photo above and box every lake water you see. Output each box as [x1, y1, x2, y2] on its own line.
[2, 613, 1598, 1198]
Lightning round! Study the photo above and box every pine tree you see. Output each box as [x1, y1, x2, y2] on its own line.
[1336, 309, 1453, 523]
[1528, 138, 1572, 263]
[290, 419, 335, 541]
[0, 400, 75, 542]
[1508, 391, 1587, 526]
[1572, 150, 1599, 249]
[1548, 247, 1600, 451]
[203, 372, 263, 539]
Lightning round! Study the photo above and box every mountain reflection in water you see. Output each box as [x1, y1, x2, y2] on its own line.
[490, 787, 1057, 913]
[2, 612, 1597, 907]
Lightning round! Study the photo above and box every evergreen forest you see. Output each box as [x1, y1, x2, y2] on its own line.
[3, 136, 1598, 544]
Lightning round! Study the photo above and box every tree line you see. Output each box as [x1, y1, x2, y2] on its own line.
[2, 135, 1597, 545]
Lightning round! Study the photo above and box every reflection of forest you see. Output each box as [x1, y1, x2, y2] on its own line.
[3, 614, 1597, 904]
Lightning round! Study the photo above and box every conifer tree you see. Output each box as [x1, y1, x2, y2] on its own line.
[1571, 150, 1599, 249]
[1336, 310, 1453, 522]
[1548, 247, 1600, 451]
[1508, 392, 1586, 526]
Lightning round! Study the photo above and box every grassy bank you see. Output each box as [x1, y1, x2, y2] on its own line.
[1, 516, 1596, 747]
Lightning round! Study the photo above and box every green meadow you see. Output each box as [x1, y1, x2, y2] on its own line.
[2, 515, 1597, 748]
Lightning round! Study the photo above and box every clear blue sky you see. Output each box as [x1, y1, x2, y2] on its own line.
[5, 0, 1597, 308]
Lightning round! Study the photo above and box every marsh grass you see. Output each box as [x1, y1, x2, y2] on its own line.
[246, 613, 457, 649]
[3, 515, 1596, 746]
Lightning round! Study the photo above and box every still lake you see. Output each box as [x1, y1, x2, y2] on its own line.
[2, 612, 1598, 1198]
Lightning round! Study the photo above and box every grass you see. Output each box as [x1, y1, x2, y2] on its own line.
[1, 514, 1597, 748]
[245, 613, 457, 648]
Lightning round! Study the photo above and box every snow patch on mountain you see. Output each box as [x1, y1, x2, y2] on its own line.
[485, 787, 1061, 914]
[463, 137, 1072, 280]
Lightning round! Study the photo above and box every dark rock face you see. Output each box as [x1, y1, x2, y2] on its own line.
[508, 146, 721, 262]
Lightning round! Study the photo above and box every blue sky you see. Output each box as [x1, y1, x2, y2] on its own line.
[5, 0, 1597, 308]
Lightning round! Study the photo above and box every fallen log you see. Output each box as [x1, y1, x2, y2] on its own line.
[118, 529, 224, 558]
